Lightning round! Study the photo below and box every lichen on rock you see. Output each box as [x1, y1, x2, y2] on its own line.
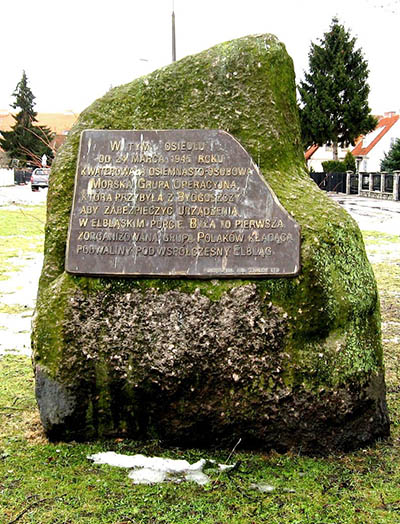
[32, 33, 389, 453]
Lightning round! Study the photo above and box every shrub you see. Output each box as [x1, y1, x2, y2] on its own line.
[381, 138, 400, 172]
[322, 160, 346, 173]
[343, 151, 356, 172]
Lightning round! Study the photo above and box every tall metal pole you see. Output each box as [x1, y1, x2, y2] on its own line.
[172, 1, 176, 62]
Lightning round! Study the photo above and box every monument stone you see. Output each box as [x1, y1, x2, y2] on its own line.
[32, 34, 389, 453]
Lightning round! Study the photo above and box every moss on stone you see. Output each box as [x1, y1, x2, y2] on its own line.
[32, 33, 389, 451]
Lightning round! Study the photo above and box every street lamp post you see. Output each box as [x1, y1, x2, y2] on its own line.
[172, 1, 176, 62]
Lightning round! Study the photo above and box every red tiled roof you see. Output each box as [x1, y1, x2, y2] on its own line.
[51, 134, 68, 149]
[0, 111, 78, 134]
[352, 113, 399, 156]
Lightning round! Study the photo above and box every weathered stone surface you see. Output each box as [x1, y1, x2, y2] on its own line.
[32, 34, 389, 453]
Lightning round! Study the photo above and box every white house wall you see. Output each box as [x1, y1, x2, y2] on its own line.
[307, 145, 350, 171]
[362, 126, 400, 172]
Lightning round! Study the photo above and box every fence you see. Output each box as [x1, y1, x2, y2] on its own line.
[14, 169, 32, 185]
[0, 168, 34, 186]
[310, 171, 400, 201]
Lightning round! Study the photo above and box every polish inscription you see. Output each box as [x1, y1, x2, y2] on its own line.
[66, 130, 300, 277]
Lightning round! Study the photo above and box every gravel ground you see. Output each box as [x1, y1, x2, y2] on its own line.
[0, 184, 399, 356]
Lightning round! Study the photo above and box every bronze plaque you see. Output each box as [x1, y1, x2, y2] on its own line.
[66, 130, 300, 277]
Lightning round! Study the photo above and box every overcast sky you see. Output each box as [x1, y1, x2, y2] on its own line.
[1, 0, 399, 116]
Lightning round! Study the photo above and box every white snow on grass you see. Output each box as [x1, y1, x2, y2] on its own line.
[0, 184, 48, 208]
[0, 253, 43, 356]
[0, 184, 46, 356]
[88, 452, 235, 485]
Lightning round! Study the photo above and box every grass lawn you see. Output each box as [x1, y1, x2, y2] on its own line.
[0, 205, 46, 281]
[0, 205, 399, 523]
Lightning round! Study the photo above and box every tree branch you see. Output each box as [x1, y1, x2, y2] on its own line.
[7, 495, 66, 524]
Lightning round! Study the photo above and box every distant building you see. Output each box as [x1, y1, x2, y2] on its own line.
[352, 112, 400, 172]
[0, 110, 78, 166]
[305, 111, 400, 172]
[305, 143, 351, 172]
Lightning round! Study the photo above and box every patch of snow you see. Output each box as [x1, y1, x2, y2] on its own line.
[0, 184, 46, 355]
[218, 463, 236, 472]
[250, 482, 275, 493]
[88, 452, 235, 485]
[0, 254, 43, 308]
[0, 253, 43, 356]
[129, 468, 168, 484]
[183, 469, 210, 486]
[0, 184, 48, 208]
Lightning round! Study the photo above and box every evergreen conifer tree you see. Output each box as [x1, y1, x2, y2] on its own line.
[299, 18, 377, 160]
[343, 151, 356, 172]
[380, 138, 400, 172]
[0, 71, 54, 167]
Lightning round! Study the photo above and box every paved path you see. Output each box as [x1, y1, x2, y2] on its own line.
[328, 193, 400, 236]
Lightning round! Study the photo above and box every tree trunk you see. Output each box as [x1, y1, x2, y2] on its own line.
[333, 142, 339, 161]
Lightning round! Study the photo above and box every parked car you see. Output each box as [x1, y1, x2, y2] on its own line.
[31, 168, 50, 192]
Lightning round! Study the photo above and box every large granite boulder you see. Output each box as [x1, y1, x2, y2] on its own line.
[32, 34, 389, 453]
